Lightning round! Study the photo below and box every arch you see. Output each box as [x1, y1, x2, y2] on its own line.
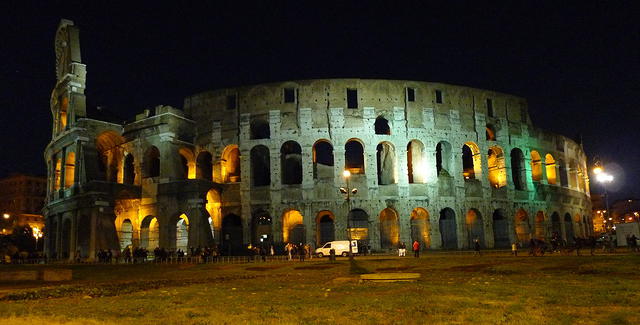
[64, 152, 75, 188]
[492, 209, 510, 248]
[250, 118, 270, 139]
[196, 151, 213, 181]
[118, 219, 133, 250]
[174, 214, 189, 252]
[486, 124, 496, 141]
[558, 159, 569, 187]
[205, 189, 221, 241]
[282, 209, 305, 244]
[410, 208, 430, 248]
[348, 209, 369, 244]
[439, 208, 457, 249]
[379, 208, 399, 249]
[530, 151, 542, 182]
[281, 141, 302, 185]
[54, 157, 62, 191]
[316, 210, 335, 246]
[564, 213, 575, 242]
[123, 153, 135, 185]
[466, 209, 484, 248]
[61, 218, 72, 259]
[143, 146, 160, 178]
[345, 139, 365, 174]
[407, 140, 425, 183]
[550, 212, 562, 238]
[577, 166, 587, 192]
[96, 131, 125, 182]
[515, 209, 531, 243]
[436, 141, 452, 176]
[221, 214, 243, 255]
[376, 142, 396, 185]
[313, 140, 334, 180]
[545, 154, 557, 185]
[535, 211, 546, 239]
[510, 148, 526, 190]
[222, 145, 241, 183]
[178, 147, 194, 180]
[251, 209, 272, 246]
[462, 142, 481, 180]
[374, 116, 391, 135]
[140, 216, 159, 250]
[488, 146, 507, 188]
[250, 145, 271, 186]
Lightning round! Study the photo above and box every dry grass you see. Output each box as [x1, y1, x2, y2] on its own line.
[1, 254, 639, 324]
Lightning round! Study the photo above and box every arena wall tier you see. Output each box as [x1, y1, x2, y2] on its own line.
[44, 20, 592, 260]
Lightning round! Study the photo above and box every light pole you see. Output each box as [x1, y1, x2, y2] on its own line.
[593, 163, 614, 233]
[340, 170, 358, 261]
[32, 227, 43, 251]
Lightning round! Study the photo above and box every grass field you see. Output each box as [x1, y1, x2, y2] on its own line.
[1, 254, 639, 324]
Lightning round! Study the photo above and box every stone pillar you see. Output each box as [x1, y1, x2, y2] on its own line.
[88, 210, 97, 260]
[69, 210, 78, 261]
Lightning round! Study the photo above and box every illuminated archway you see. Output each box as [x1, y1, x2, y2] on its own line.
[436, 141, 452, 176]
[379, 208, 399, 249]
[466, 209, 484, 248]
[488, 146, 506, 188]
[535, 211, 545, 239]
[376, 142, 396, 185]
[545, 154, 557, 185]
[96, 131, 125, 182]
[514, 209, 530, 244]
[462, 142, 481, 180]
[205, 189, 221, 241]
[410, 208, 430, 248]
[178, 147, 195, 179]
[282, 210, 305, 244]
[64, 152, 75, 188]
[530, 151, 542, 182]
[251, 209, 272, 246]
[119, 219, 133, 250]
[140, 216, 159, 250]
[407, 140, 425, 183]
[222, 145, 241, 183]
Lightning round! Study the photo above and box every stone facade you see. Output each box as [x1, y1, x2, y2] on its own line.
[0, 174, 46, 235]
[44, 20, 592, 260]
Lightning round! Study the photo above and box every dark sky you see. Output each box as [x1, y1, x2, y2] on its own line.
[1, 2, 638, 200]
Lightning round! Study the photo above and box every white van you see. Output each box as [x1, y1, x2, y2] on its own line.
[315, 240, 358, 257]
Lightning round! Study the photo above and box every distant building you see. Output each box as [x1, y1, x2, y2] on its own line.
[0, 174, 47, 234]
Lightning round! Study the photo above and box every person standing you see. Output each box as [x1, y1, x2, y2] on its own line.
[412, 240, 420, 258]
[474, 238, 481, 256]
[511, 242, 519, 256]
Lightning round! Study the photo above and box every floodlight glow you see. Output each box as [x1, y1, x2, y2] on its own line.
[342, 170, 351, 178]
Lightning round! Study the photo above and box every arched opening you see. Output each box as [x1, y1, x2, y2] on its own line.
[535, 211, 545, 239]
[488, 146, 506, 188]
[196, 151, 213, 181]
[140, 216, 159, 250]
[439, 208, 457, 249]
[281, 141, 302, 185]
[250, 118, 270, 139]
[205, 189, 221, 242]
[374, 116, 391, 135]
[558, 160, 569, 187]
[530, 151, 542, 182]
[462, 142, 481, 180]
[466, 209, 484, 248]
[313, 140, 334, 180]
[77, 215, 90, 258]
[123, 153, 135, 185]
[96, 131, 125, 182]
[515, 209, 530, 244]
[49, 219, 58, 256]
[492, 209, 510, 248]
[436, 141, 452, 176]
[282, 210, 305, 244]
[577, 167, 587, 192]
[221, 214, 243, 255]
[119, 219, 133, 250]
[316, 211, 335, 246]
[251, 145, 271, 186]
[376, 142, 396, 185]
[179, 153, 189, 179]
[379, 208, 399, 249]
[348, 209, 369, 245]
[61, 219, 72, 259]
[251, 210, 272, 246]
[486, 124, 496, 141]
[407, 140, 425, 183]
[178, 147, 195, 179]
[345, 139, 365, 174]
[545, 154, 557, 185]
[64, 152, 75, 188]
[222, 145, 241, 183]
[58, 96, 68, 131]
[175, 214, 189, 252]
[410, 208, 430, 248]
[550, 212, 561, 238]
[510, 148, 526, 190]
[143, 146, 160, 178]
[54, 158, 62, 191]
[564, 213, 574, 242]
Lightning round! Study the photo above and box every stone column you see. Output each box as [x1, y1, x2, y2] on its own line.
[69, 210, 78, 261]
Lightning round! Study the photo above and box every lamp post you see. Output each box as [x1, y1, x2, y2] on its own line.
[340, 170, 358, 261]
[32, 227, 43, 251]
[593, 163, 614, 233]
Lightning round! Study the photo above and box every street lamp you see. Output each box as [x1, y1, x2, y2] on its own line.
[3, 213, 9, 219]
[340, 170, 358, 261]
[32, 227, 43, 251]
[593, 162, 614, 233]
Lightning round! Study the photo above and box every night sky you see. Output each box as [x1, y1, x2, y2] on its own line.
[1, 2, 638, 201]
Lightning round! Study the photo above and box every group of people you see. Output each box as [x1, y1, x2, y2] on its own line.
[285, 242, 312, 261]
[397, 240, 421, 258]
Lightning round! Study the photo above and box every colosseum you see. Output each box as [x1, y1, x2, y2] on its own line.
[44, 20, 592, 260]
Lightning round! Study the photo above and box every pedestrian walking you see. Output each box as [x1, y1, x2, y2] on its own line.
[412, 240, 420, 258]
[511, 242, 519, 256]
[398, 242, 406, 257]
[473, 238, 481, 256]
